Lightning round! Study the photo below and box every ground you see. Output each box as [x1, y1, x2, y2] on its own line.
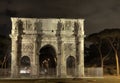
[0, 77, 120, 83]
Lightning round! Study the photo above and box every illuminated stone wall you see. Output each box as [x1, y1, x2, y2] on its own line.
[10, 18, 85, 78]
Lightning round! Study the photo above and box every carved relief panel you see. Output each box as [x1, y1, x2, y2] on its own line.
[61, 21, 74, 37]
[23, 19, 42, 34]
[34, 20, 42, 31]
[64, 43, 75, 58]
[64, 21, 72, 30]
[25, 20, 33, 30]
[22, 43, 34, 56]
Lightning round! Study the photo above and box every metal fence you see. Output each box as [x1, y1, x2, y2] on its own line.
[0, 69, 11, 77]
[0, 68, 103, 78]
[85, 67, 103, 77]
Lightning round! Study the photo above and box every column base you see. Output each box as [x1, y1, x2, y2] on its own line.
[30, 75, 39, 78]
[60, 75, 67, 78]
[11, 65, 20, 78]
[11, 74, 20, 78]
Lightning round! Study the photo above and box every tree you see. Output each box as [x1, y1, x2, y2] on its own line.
[86, 33, 104, 67]
[99, 29, 120, 76]
[0, 35, 11, 68]
[86, 31, 113, 76]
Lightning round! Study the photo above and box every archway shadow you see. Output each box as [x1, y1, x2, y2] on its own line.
[39, 44, 57, 76]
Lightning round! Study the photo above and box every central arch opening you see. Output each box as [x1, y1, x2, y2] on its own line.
[39, 44, 57, 76]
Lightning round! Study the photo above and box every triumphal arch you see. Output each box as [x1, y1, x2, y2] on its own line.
[10, 17, 85, 78]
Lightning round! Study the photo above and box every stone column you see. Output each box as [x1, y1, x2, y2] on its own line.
[57, 52, 61, 77]
[57, 45, 67, 77]
[56, 40, 63, 77]
[79, 37, 84, 77]
[10, 18, 23, 78]
[77, 36, 84, 77]
[74, 20, 85, 77]
[31, 39, 39, 78]
[77, 20, 85, 77]
[60, 42, 67, 77]
[56, 20, 62, 77]
[11, 36, 20, 78]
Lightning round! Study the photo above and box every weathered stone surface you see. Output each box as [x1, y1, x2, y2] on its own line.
[10, 18, 85, 78]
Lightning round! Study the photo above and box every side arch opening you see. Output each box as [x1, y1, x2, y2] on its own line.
[20, 56, 31, 76]
[66, 56, 75, 76]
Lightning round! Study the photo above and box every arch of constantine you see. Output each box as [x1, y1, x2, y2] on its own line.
[10, 18, 85, 78]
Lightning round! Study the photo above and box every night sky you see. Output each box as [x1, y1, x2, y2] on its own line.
[0, 0, 120, 36]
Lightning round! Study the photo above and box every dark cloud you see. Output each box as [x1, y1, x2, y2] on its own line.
[0, 1, 7, 13]
[1, 0, 120, 36]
